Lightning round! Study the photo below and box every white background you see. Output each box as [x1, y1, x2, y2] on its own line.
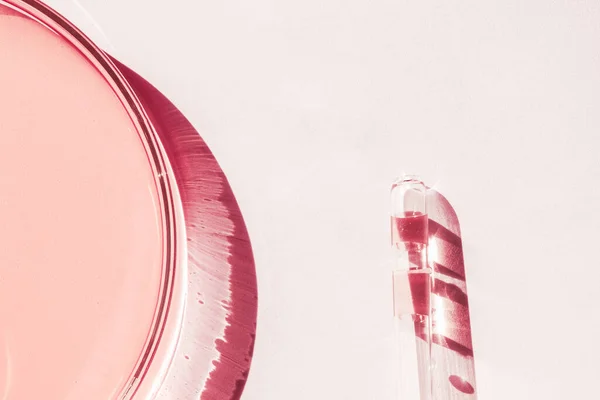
[44, 1, 600, 399]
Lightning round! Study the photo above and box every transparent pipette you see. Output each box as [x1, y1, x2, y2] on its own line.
[391, 175, 432, 400]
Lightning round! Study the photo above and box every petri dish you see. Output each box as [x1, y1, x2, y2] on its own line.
[0, 1, 257, 399]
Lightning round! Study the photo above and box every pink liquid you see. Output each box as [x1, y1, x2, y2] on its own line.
[391, 212, 428, 245]
[0, 5, 178, 399]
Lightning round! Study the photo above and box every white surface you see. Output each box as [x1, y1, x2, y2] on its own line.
[45, 1, 600, 398]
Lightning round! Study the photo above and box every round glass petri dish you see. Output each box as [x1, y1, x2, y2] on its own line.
[0, 1, 187, 398]
[0, 1, 256, 399]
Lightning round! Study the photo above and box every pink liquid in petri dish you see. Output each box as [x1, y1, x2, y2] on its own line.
[0, 3, 185, 399]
